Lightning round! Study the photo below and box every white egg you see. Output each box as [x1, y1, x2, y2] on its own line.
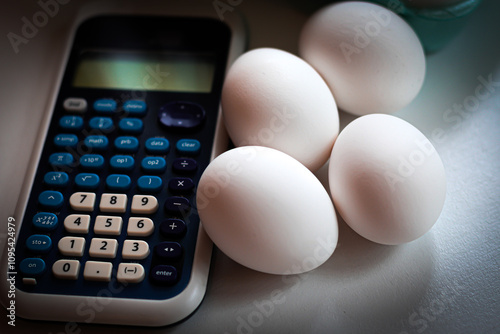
[221, 48, 339, 172]
[328, 114, 446, 245]
[299, 1, 426, 116]
[197, 146, 338, 275]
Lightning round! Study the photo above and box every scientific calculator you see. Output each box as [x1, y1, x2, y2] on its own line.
[1, 14, 245, 326]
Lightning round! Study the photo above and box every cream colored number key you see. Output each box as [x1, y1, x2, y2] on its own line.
[131, 195, 158, 214]
[94, 215, 123, 235]
[53, 259, 80, 280]
[64, 214, 90, 234]
[89, 238, 118, 258]
[69, 192, 96, 211]
[127, 217, 154, 237]
[100, 193, 127, 213]
[58, 237, 86, 256]
[122, 240, 150, 260]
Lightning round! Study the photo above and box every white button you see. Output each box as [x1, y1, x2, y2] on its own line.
[63, 97, 87, 113]
[89, 238, 118, 258]
[58, 237, 86, 256]
[122, 240, 150, 260]
[127, 217, 154, 237]
[64, 214, 91, 234]
[69, 192, 96, 211]
[99, 193, 127, 213]
[117, 263, 145, 283]
[53, 260, 81, 280]
[83, 261, 112, 282]
[131, 195, 158, 214]
[94, 215, 123, 235]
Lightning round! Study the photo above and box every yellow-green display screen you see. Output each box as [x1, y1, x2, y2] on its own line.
[72, 51, 215, 92]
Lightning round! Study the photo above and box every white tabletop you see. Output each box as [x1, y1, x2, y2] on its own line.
[0, 0, 498, 333]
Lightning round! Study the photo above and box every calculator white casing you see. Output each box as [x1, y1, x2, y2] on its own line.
[0, 4, 246, 327]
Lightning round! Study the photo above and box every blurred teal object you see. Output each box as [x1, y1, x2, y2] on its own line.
[367, 0, 482, 53]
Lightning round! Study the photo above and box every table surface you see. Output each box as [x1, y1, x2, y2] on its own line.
[0, 1, 498, 333]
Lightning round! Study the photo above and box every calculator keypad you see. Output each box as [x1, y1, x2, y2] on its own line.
[17, 95, 214, 299]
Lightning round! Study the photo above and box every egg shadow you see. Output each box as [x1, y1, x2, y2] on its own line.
[338, 109, 359, 131]
[316, 213, 436, 332]
[201, 207, 435, 333]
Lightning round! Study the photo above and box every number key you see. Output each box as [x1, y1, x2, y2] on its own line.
[122, 240, 149, 260]
[69, 192, 96, 211]
[58, 237, 86, 256]
[53, 259, 80, 280]
[64, 214, 90, 234]
[89, 238, 118, 258]
[100, 193, 127, 213]
[131, 195, 158, 214]
[127, 217, 154, 237]
[94, 216, 123, 235]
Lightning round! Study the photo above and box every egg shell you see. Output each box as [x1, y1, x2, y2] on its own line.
[221, 48, 339, 172]
[197, 146, 338, 275]
[299, 1, 426, 116]
[328, 114, 446, 245]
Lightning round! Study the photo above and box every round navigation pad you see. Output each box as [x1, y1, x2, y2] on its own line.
[158, 101, 206, 129]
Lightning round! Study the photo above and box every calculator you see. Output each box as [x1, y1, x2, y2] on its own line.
[0, 14, 245, 326]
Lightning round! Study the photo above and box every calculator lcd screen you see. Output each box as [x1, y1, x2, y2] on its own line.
[72, 51, 216, 93]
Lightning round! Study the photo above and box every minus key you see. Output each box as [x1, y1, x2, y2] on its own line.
[164, 197, 191, 215]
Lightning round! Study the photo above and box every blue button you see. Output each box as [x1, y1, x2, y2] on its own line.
[106, 174, 131, 191]
[137, 176, 163, 192]
[20, 258, 46, 276]
[150, 265, 177, 285]
[110, 155, 135, 171]
[32, 212, 58, 231]
[80, 154, 104, 169]
[93, 99, 116, 112]
[176, 139, 201, 155]
[114, 136, 139, 152]
[49, 153, 74, 167]
[54, 134, 78, 148]
[84, 136, 108, 150]
[89, 117, 114, 131]
[75, 173, 100, 189]
[146, 138, 170, 154]
[44, 172, 69, 187]
[26, 235, 52, 253]
[38, 190, 64, 209]
[59, 116, 83, 130]
[119, 118, 143, 134]
[123, 100, 147, 116]
[141, 157, 166, 173]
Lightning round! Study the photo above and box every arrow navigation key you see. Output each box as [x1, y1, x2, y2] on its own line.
[154, 242, 182, 260]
